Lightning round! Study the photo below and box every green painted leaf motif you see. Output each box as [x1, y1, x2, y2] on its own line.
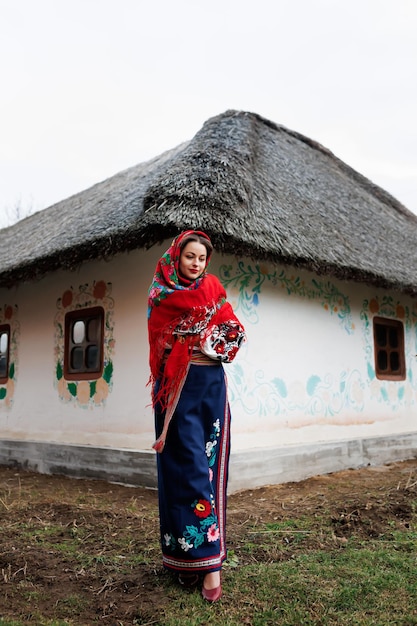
[234, 363, 244, 376]
[56, 361, 63, 380]
[232, 363, 244, 386]
[90, 381, 97, 398]
[272, 377, 287, 398]
[306, 375, 321, 396]
[103, 361, 113, 383]
[0, 387, 6, 400]
[68, 383, 77, 397]
[9, 362, 15, 379]
[367, 362, 375, 381]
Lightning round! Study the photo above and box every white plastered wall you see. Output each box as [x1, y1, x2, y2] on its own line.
[1, 242, 416, 459]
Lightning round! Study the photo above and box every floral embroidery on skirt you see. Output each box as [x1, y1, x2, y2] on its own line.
[155, 363, 230, 573]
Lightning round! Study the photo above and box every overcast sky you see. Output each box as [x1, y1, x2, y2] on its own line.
[1, 0, 416, 228]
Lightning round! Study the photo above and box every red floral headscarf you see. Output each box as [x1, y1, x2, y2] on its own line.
[147, 230, 213, 317]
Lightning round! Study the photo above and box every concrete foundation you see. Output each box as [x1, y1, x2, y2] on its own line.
[1, 433, 416, 493]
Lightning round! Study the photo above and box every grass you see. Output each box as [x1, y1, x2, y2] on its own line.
[149, 538, 417, 626]
[1, 465, 417, 625]
[2, 538, 417, 624]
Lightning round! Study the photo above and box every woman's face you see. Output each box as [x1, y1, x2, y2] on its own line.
[178, 241, 207, 281]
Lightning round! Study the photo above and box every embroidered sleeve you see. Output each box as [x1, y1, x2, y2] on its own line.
[200, 321, 246, 363]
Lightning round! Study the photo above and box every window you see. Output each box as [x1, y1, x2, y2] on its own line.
[64, 307, 104, 380]
[0, 325, 10, 384]
[373, 316, 405, 381]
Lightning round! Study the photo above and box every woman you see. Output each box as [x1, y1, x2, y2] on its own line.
[147, 230, 245, 602]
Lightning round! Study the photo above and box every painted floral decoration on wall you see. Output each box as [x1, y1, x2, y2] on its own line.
[227, 360, 365, 425]
[54, 281, 115, 407]
[219, 261, 365, 425]
[0, 304, 19, 408]
[219, 262, 354, 333]
[361, 296, 417, 408]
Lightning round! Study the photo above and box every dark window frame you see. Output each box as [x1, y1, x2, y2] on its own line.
[373, 316, 405, 381]
[64, 307, 104, 381]
[0, 324, 10, 384]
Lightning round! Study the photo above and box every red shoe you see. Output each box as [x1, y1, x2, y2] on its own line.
[202, 583, 222, 602]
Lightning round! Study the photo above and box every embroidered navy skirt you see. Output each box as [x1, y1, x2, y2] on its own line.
[154, 359, 231, 573]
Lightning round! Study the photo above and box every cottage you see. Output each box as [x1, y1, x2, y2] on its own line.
[1, 110, 416, 492]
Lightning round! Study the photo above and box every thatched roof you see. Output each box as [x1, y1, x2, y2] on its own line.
[1, 109, 417, 295]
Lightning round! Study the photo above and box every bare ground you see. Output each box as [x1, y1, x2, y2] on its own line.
[1, 458, 417, 624]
